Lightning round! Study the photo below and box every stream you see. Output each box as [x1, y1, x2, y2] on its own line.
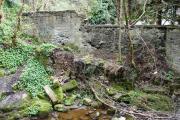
[29, 108, 113, 120]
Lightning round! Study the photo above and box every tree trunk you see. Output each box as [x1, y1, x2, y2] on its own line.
[0, 0, 4, 23]
[12, 0, 24, 46]
[156, 0, 162, 25]
[116, 0, 123, 62]
[123, 0, 135, 67]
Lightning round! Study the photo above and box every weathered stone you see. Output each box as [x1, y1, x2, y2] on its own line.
[0, 69, 22, 96]
[0, 91, 29, 112]
[44, 85, 58, 104]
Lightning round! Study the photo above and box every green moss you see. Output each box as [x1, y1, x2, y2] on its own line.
[36, 43, 57, 57]
[64, 94, 77, 106]
[119, 90, 173, 112]
[63, 43, 80, 52]
[62, 80, 78, 92]
[0, 69, 5, 77]
[106, 87, 117, 96]
[26, 98, 52, 116]
[53, 86, 64, 103]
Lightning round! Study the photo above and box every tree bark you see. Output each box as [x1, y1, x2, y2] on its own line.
[0, 0, 4, 23]
[156, 0, 162, 25]
[123, 0, 135, 67]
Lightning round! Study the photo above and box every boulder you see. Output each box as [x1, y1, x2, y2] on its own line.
[0, 69, 22, 97]
[0, 91, 29, 112]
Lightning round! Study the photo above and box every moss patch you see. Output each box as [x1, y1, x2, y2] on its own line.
[25, 98, 52, 116]
[62, 80, 78, 92]
[119, 90, 173, 112]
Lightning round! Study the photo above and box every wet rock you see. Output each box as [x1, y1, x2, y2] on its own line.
[0, 91, 29, 112]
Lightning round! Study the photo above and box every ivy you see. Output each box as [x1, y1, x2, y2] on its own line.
[0, 44, 34, 69]
[18, 59, 52, 97]
[89, 0, 116, 24]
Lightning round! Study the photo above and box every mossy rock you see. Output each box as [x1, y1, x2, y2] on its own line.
[62, 80, 78, 91]
[0, 69, 5, 77]
[54, 104, 68, 112]
[25, 98, 53, 117]
[64, 94, 77, 106]
[53, 86, 64, 103]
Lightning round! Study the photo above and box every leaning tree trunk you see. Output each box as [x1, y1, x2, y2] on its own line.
[0, 0, 4, 23]
[116, 0, 123, 62]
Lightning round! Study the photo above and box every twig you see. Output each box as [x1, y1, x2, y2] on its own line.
[130, 0, 148, 26]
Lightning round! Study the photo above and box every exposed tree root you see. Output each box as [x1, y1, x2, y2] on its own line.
[88, 78, 173, 120]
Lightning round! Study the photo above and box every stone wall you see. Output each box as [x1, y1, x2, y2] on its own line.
[22, 11, 180, 73]
[22, 11, 85, 47]
[82, 25, 180, 73]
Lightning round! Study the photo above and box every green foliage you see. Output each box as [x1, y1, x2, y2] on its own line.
[0, 1, 20, 44]
[119, 90, 173, 111]
[165, 70, 174, 81]
[0, 44, 34, 69]
[25, 98, 52, 116]
[18, 59, 52, 97]
[26, 105, 39, 116]
[89, 0, 116, 24]
[36, 43, 57, 57]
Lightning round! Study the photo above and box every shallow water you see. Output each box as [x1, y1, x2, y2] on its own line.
[34, 108, 112, 120]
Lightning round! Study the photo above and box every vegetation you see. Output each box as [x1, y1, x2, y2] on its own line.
[18, 59, 52, 97]
[89, 0, 116, 24]
[0, 0, 179, 119]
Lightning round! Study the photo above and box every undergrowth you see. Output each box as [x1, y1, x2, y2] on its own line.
[0, 1, 20, 44]
[0, 43, 34, 69]
[18, 59, 52, 97]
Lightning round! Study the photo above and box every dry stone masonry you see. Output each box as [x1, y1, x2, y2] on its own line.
[22, 11, 180, 73]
